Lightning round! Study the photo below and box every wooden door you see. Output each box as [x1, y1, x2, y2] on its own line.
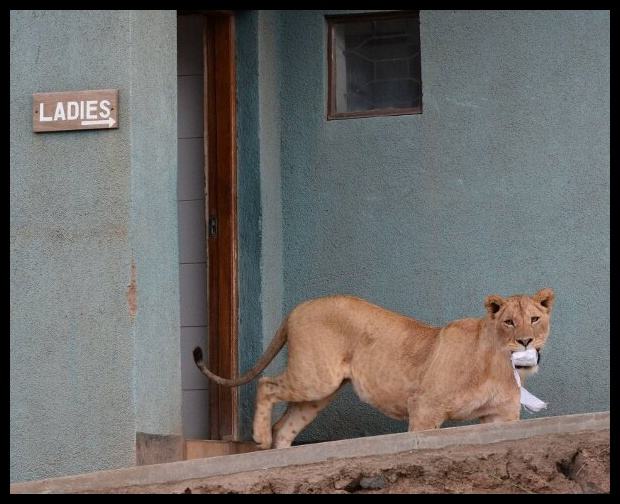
[204, 12, 238, 441]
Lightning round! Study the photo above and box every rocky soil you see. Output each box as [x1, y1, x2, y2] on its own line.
[90, 429, 609, 494]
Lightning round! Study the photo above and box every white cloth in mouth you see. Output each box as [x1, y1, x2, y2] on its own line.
[511, 349, 547, 413]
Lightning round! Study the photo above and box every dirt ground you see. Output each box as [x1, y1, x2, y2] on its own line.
[93, 429, 609, 494]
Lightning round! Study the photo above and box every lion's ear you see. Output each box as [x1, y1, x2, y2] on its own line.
[533, 288, 555, 312]
[484, 295, 505, 318]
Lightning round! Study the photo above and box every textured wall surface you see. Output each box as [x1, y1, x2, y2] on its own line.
[269, 10, 609, 442]
[236, 10, 288, 439]
[127, 10, 181, 438]
[11, 9, 608, 478]
[10, 10, 180, 482]
[235, 10, 264, 441]
[257, 11, 285, 371]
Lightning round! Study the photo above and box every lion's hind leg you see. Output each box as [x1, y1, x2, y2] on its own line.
[253, 376, 283, 449]
[272, 388, 342, 448]
[253, 373, 344, 449]
[252, 374, 316, 449]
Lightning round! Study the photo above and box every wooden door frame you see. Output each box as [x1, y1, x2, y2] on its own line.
[203, 12, 239, 441]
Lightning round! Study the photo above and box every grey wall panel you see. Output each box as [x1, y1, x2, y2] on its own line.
[178, 138, 206, 201]
[177, 76, 204, 139]
[178, 200, 207, 263]
[177, 13, 209, 440]
[182, 389, 210, 439]
[180, 327, 210, 390]
[177, 15, 204, 76]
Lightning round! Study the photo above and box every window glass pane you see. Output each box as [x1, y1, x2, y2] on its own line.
[331, 14, 421, 116]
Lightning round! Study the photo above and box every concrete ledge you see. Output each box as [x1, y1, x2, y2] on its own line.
[136, 433, 184, 466]
[10, 411, 609, 494]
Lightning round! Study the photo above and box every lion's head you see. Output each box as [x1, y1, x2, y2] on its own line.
[484, 288, 555, 374]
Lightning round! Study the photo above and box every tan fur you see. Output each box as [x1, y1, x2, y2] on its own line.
[194, 288, 554, 449]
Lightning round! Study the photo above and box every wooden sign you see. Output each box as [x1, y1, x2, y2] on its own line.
[33, 89, 119, 133]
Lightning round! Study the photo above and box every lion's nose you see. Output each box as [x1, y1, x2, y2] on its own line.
[517, 338, 533, 348]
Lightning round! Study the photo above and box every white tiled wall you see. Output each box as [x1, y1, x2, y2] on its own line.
[178, 13, 209, 439]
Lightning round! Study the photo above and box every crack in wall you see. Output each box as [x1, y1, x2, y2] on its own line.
[127, 259, 137, 319]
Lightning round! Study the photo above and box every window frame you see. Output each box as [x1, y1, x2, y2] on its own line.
[326, 10, 422, 120]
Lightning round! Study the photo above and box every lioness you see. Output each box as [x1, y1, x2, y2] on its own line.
[193, 288, 554, 449]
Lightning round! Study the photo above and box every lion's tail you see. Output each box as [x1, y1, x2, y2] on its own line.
[193, 320, 288, 387]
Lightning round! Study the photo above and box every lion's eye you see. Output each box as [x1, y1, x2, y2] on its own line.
[531, 316, 540, 324]
[504, 319, 514, 327]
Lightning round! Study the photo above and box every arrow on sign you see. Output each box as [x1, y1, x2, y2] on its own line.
[81, 117, 116, 127]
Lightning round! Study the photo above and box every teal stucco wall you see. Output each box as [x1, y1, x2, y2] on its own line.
[236, 10, 264, 441]
[10, 9, 610, 480]
[236, 10, 609, 443]
[10, 10, 180, 482]
[236, 10, 288, 440]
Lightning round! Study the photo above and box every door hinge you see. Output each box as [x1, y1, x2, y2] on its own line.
[208, 216, 218, 238]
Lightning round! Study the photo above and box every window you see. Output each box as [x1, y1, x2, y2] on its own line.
[327, 11, 422, 119]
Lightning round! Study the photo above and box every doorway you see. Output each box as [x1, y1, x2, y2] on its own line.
[177, 11, 238, 442]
